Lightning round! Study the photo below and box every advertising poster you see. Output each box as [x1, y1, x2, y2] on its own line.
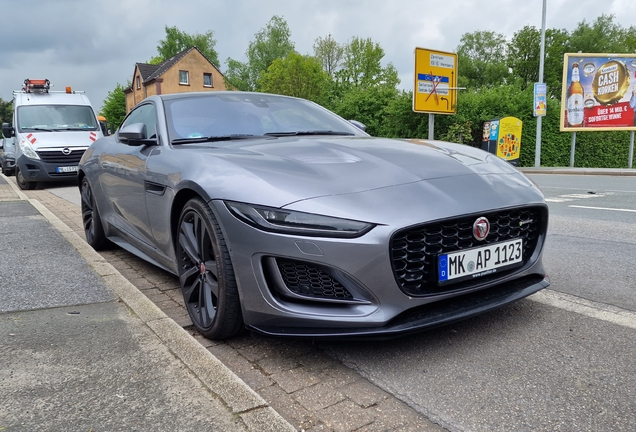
[534, 83, 547, 117]
[560, 53, 636, 131]
[496, 117, 522, 162]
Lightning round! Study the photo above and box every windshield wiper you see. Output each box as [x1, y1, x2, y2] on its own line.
[171, 134, 259, 145]
[24, 127, 53, 132]
[264, 130, 355, 137]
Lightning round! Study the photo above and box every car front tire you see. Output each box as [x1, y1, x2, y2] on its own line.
[80, 177, 109, 250]
[16, 167, 36, 190]
[176, 198, 243, 340]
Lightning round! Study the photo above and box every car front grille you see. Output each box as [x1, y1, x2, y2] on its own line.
[36, 149, 85, 164]
[276, 259, 353, 300]
[390, 206, 546, 296]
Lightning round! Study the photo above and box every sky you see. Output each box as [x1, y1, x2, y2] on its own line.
[0, 0, 635, 113]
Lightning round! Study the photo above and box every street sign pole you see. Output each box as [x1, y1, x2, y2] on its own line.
[629, 131, 634, 169]
[428, 114, 434, 140]
[535, 0, 547, 167]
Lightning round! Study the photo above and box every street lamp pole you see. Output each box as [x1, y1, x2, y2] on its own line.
[535, 0, 547, 167]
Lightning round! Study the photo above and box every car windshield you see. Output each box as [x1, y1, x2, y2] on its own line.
[164, 93, 364, 143]
[17, 105, 99, 131]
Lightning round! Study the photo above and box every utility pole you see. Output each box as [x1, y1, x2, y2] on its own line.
[535, 0, 547, 167]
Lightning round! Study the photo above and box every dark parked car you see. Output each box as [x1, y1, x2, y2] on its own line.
[0, 137, 16, 176]
[78, 92, 549, 340]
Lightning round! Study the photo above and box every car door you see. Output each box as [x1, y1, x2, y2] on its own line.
[98, 102, 159, 248]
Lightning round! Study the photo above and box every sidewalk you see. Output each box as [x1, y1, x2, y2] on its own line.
[0, 175, 294, 431]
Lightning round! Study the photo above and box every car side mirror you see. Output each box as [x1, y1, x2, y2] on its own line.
[118, 122, 156, 146]
[2, 123, 14, 138]
[348, 120, 366, 132]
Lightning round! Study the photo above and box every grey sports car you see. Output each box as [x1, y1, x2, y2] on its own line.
[78, 91, 549, 340]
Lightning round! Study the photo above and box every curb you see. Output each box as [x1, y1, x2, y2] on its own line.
[519, 167, 636, 176]
[4, 177, 295, 432]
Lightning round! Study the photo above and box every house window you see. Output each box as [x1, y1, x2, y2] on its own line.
[179, 70, 189, 85]
[203, 73, 212, 87]
[136, 76, 140, 89]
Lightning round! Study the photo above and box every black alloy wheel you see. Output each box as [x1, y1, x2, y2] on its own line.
[80, 177, 109, 250]
[177, 198, 243, 340]
[16, 167, 36, 190]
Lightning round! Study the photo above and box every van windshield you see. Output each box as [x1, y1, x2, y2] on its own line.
[17, 105, 99, 131]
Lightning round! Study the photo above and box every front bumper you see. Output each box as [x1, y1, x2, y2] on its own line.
[248, 275, 549, 339]
[2, 157, 16, 174]
[210, 200, 549, 339]
[17, 153, 84, 182]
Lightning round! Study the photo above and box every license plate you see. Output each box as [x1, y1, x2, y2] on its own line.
[438, 238, 523, 284]
[55, 166, 78, 173]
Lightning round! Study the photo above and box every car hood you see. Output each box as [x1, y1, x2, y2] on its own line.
[168, 136, 529, 208]
[16, 130, 98, 148]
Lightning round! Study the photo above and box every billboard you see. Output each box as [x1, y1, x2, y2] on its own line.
[413, 48, 458, 114]
[560, 53, 636, 131]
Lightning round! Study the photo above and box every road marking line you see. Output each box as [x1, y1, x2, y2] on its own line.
[545, 198, 574, 202]
[530, 290, 636, 330]
[569, 205, 636, 213]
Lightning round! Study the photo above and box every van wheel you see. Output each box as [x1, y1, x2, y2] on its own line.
[16, 167, 36, 190]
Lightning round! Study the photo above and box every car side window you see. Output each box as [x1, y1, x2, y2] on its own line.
[120, 104, 158, 140]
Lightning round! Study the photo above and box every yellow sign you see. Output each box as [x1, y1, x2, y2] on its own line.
[496, 117, 522, 161]
[413, 47, 458, 114]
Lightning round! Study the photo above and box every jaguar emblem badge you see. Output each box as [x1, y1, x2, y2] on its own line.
[473, 217, 490, 241]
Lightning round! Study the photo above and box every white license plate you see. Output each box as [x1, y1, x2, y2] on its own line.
[55, 166, 78, 173]
[438, 238, 523, 283]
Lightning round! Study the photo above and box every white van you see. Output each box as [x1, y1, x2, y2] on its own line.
[1, 79, 103, 190]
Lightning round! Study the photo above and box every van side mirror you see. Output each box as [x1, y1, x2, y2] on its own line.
[2, 123, 14, 138]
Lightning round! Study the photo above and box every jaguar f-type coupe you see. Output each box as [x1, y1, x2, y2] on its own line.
[78, 91, 549, 340]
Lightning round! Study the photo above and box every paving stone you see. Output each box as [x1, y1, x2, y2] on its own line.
[257, 354, 302, 375]
[316, 400, 375, 432]
[368, 397, 434, 430]
[341, 379, 390, 408]
[127, 277, 156, 290]
[205, 343, 274, 391]
[271, 367, 322, 393]
[259, 384, 319, 431]
[319, 365, 362, 388]
[293, 381, 346, 411]
[298, 351, 342, 373]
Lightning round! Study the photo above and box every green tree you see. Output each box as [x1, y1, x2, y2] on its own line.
[100, 83, 127, 129]
[507, 26, 569, 96]
[327, 37, 400, 133]
[335, 37, 399, 91]
[457, 31, 509, 89]
[154, 25, 220, 66]
[259, 52, 330, 104]
[568, 14, 632, 54]
[225, 16, 295, 91]
[0, 98, 13, 132]
[313, 34, 345, 77]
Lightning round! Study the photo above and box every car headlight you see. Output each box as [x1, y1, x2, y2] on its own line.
[18, 140, 40, 160]
[226, 201, 374, 238]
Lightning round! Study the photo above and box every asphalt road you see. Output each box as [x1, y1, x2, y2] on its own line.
[33, 174, 636, 431]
